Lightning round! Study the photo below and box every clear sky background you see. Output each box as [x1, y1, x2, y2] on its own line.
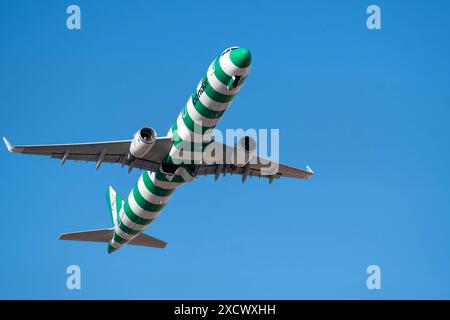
[1, 0, 450, 299]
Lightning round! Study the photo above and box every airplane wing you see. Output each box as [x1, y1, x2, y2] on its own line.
[193, 141, 314, 183]
[3, 137, 313, 182]
[3, 136, 173, 172]
[194, 161, 313, 183]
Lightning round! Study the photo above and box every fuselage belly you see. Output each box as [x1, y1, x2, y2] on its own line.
[109, 47, 252, 252]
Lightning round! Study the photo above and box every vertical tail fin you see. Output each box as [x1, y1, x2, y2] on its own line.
[105, 186, 123, 228]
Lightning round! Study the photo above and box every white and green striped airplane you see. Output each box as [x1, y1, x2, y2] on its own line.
[4, 47, 313, 253]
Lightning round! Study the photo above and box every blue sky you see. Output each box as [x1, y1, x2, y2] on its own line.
[1, 0, 450, 299]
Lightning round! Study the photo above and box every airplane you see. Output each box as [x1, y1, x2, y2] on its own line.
[3, 47, 313, 253]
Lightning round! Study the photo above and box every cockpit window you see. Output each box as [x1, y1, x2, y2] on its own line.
[227, 75, 242, 90]
[221, 46, 239, 56]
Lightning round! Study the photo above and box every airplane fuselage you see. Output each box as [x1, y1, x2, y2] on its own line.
[108, 47, 252, 253]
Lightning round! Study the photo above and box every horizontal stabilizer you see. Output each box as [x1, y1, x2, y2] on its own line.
[59, 228, 114, 243]
[129, 233, 167, 248]
[59, 228, 167, 248]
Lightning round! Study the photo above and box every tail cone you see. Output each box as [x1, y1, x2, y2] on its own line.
[107, 244, 117, 254]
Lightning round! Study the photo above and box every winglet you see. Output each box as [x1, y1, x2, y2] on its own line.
[306, 165, 314, 175]
[3, 137, 15, 153]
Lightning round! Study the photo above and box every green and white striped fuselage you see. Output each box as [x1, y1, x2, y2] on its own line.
[108, 47, 252, 253]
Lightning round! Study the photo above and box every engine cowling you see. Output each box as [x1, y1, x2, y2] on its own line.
[129, 127, 157, 158]
[234, 135, 257, 167]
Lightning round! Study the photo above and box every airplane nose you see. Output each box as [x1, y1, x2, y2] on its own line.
[229, 47, 252, 68]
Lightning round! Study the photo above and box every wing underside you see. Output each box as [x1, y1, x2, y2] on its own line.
[195, 162, 313, 181]
[192, 141, 313, 182]
[4, 137, 313, 181]
[3, 137, 172, 172]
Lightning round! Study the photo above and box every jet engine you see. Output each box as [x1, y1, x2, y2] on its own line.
[129, 127, 157, 158]
[234, 135, 257, 167]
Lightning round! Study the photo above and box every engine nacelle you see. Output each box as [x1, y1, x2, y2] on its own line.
[234, 135, 257, 167]
[129, 127, 157, 158]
